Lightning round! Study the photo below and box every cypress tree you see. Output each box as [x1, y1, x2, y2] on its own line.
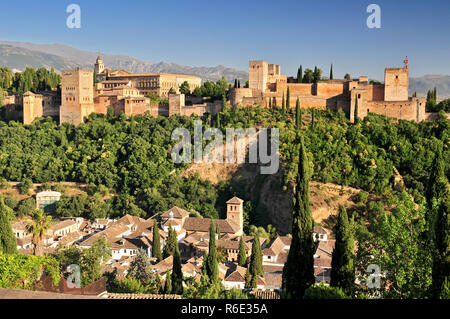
[152, 220, 162, 262]
[0, 196, 17, 254]
[425, 147, 447, 212]
[171, 244, 184, 294]
[164, 271, 172, 294]
[282, 135, 315, 299]
[330, 206, 355, 295]
[163, 226, 177, 259]
[330, 64, 334, 80]
[244, 266, 252, 288]
[431, 193, 450, 299]
[311, 108, 315, 129]
[282, 92, 286, 115]
[205, 221, 219, 283]
[297, 65, 303, 83]
[286, 87, 290, 110]
[238, 236, 247, 267]
[295, 98, 301, 129]
[249, 235, 263, 280]
[216, 112, 220, 128]
[354, 96, 359, 123]
[238, 80, 241, 88]
[268, 98, 272, 109]
[234, 79, 238, 88]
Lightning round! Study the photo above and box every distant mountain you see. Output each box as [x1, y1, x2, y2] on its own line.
[0, 41, 248, 82]
[409, 75, 450, 100]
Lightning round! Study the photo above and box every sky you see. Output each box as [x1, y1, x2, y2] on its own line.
[1, 0, 449, 81]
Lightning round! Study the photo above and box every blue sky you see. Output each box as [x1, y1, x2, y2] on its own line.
[1, 0, 449, 80]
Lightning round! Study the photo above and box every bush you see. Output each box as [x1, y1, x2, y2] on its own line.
[303, 283, 349, 299]
[16, 198, 36, 217]
[20, 179, 33, 195]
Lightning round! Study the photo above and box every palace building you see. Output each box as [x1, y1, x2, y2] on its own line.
[230, 58, 445, 123]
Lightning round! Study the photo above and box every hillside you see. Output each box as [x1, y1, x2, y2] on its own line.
[0, 41, 248, 82]
[182, 159, 366, 235]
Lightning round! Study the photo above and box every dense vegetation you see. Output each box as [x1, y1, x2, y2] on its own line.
[0, 66, 60, 96]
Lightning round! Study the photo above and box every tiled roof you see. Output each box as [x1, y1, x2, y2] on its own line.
[51, 220, 77, 232]
[314, 226, 329, 235]
[161, 206, 191, 220]
[226, 197, 244, 205]
[263, 273, 282, 289]
[100, 292, 181, 299]
[183, 218, 237, 234]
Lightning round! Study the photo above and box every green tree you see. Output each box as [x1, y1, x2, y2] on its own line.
[163, 226, 177, 259]
[330, 64, 334, 80]
[26, 209, 52, 256]
[282, 92, 286, 115]
[20, 178, 33, 195]
[282, 135, 315, 299]
[171, 243, 183, 294]
[205, 221, 219, 283]
[425, 146, 448, 212]
[431, 191, 450, 299]
[152, 220, 162, 261]
[297, 65, 303, 83]
[330, 206, 355, 295]
[249, 235, 263, 282]
[238, 236, 247, 267]
[0, 196, 17, 254]
[286, 87, 290, 110]
[180, 81, 190, 95]
[80, 237, 111, 286]
[303, 68, 314, 83]
[295, 98, 301, 129]
[344, 73, 351, 80]
[128, 248, 156, 285]
[354, 96, 359, 123]
[164, 270, 172, 294]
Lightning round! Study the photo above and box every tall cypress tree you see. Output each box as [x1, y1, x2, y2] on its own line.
[311, 108, 315, 129]
[282, 92, 286, 115]
[330, 206, 355, 295]
[205, 221, 219, 283]
[238, 80, 241, 88]
[268, 98, 272, 109]
[171, 244, 183, 294]
[286, 87, 290, 110]
[216, 112, 220, 128]
[425, 147, 447, 212]
[282, 135, 315, 299]
[152, 220, 162, 262]
[295, 98, 301, 129]
[354, 96, 359, 123]
[0, 196, 17, 254]
[163, 226, 177, 259]
[238, 236, 247, 267]
[164, 270, 172, 294]
[297, 65, 303, 83]
[330, 64, 334, 80]
[431, 192, 450, 299]
[234, 79, 238, 88]
[250, 235, 263, 278]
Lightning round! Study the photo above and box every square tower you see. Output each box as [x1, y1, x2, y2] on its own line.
[384, 67, 409, 101]
[60, 69, 95, 125]
[249, 61, 268, 92]
[226, 197, 244, 236]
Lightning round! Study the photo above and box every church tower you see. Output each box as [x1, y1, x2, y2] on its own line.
[94, 56, 105, 75]
[226, 197, 244, 236]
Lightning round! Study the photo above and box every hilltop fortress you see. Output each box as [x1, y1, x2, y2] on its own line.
[230, 59, 441, 122]
[2, 56, 220, 125]
[2, 57, 447, 125]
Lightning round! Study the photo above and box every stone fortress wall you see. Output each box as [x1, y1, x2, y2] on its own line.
[232, 59, 449, 123]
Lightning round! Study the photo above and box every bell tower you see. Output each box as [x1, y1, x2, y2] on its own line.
[94, 56, 105, 75]
[226, 197, 244, 236]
